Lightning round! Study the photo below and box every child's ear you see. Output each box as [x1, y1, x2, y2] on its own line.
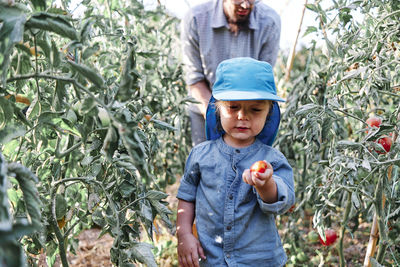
[266, 101, 275, 121]
[215, 109, 224, 132]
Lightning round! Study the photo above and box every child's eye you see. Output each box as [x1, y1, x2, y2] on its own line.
[228, 105, 239, 110]
[252, 108, 262, 112]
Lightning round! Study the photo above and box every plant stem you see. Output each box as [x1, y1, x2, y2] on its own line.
[374, 170, 387, 264]
[50, 187, 69, 267]
[376, 165, 391, 263]
[339, 192, 352, 267]
[285, 0, 307, 81]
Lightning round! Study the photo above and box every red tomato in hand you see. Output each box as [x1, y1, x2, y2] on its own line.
[377, 136, 392, 153]
[319, 228, 338, 246]
[250, 160, 267, 173]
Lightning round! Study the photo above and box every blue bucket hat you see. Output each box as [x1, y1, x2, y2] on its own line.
[205, 57, 284, 146]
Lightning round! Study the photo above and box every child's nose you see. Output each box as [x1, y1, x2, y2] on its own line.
[237, 109, 248, 120]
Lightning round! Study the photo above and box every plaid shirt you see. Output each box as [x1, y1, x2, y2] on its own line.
[181, 0, 281, 88]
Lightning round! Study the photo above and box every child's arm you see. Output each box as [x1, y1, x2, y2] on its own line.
[242, 161, 278, 203]
[176, 199, 206, 267]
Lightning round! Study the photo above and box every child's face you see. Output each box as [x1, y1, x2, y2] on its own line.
[218, 100, 271, 148]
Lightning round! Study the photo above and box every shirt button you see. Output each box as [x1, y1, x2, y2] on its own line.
[235, 149, 240, 153]
[229, 194, 233, 200]
[226, 254, 231, 258]
[226, 225, 231, 230]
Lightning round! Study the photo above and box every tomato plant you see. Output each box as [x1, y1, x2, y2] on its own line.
[276, 0, 400, 266]
[0, 0, 189, 266]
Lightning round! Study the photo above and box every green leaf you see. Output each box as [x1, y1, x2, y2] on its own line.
[0, 125, 26, 145]
[139, 201, 153, 223]
[0, 97, 15, 127]
[0, 3, 27, 86]
[80, 97, 96, 114]
[118, 46, 138, 102]
[145, 190, 168, 201]
[149, 199, 172, 228]
[295, 104, 320, 117]
[7, 162, 42, 228]
[130, 242, 157, 267]
[0, 241, 25, 267]
[0, 224, 36, 244]
[92, 208, 106, 227]
[118, 181, 136, 197]
[80, 19, 94, 43]
[337, 140, 361, 149]
[30, 0, 47, 10]
[67, 60, 105, 88]
[303, 26, 318, 37]
[25, 12, 78, 40]
[151, 119, 177, 131]
[82, 43, 100, 60]
[305, 4, 319, 13]
[51, 40, 61, 67]
[55, 194, 67, 220]
[339, 67, 368, 82]
[361, 158, 371, 171]
[36, 33, 51, 58]
[102, 126, 119, 160]
[7, 189, 20, 206]
[351, 192, 361, 210]
[38, 111, 65, 124]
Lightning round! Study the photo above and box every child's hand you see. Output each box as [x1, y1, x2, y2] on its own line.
[242, 161, 278, 203]
[177, 233, 206, 267]
[242, 160, 273, 189]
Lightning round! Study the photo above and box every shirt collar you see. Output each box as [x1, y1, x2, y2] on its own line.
[211, 0, 258, 30]
[216, 136, 262, 155]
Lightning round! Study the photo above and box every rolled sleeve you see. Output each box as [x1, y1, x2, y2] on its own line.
[256, 175, 295, 214]
[176, 149, 201, 202]
[256, 152, 295, 214]
[177, 179, 197, 202]
[180, 13, 205, 85]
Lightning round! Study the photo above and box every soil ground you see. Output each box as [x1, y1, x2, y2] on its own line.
[37, 183, 382, 267]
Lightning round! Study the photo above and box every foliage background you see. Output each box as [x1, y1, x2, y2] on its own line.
[1, 0, 400, 266]
[1, 0, 189, 266]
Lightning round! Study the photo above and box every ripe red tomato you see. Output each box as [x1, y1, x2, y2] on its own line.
[250, 160, 267, 173]
[366, 117, 382, 128]
[288, 204, 296, 213]
[319, 228, 338, 246]
[377, 136, 392, 153]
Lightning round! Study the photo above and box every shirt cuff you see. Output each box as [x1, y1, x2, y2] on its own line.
[256, 176, 294, 214]
[176, 179, 197, 202]
[185, 74, 205, 86]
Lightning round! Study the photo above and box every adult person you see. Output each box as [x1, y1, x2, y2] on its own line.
[181, 0, 281, 145]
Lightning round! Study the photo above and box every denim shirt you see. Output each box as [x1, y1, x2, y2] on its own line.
[177, 137, 295, 267]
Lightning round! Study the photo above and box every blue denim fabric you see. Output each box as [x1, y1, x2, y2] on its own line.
[177, 137, 295, 267]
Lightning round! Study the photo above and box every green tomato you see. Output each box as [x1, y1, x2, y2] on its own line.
[307, 230, 320, 243]
[98, 107, 110, 127]
[296, 251, 308, 262]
